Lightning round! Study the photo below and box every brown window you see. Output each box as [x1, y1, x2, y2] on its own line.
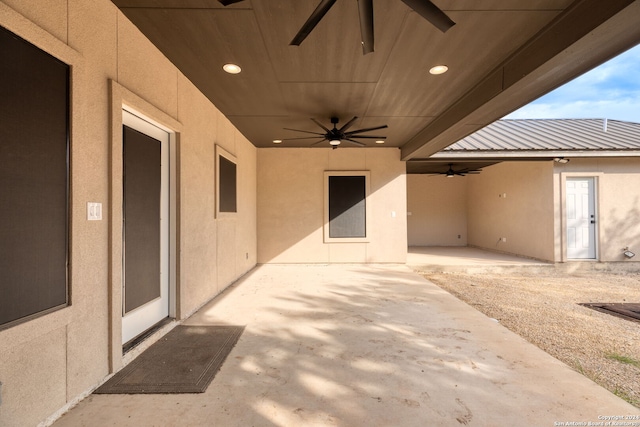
[324, 171, 370, 242]
[218, 155, 237, 213]
[0, 26, 70, 328]
[328, 175, 366, 238]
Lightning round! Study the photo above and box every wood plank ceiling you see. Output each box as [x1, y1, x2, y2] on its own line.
[111, 0, 640, 161]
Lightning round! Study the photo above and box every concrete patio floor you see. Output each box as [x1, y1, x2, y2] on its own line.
[53, 263, 637, 426]
[407, 246, 553, 273]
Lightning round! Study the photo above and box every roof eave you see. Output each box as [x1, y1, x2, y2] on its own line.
[430, 150, 640, 160]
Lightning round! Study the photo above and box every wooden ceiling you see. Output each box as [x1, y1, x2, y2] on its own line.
[111, 0, 640, 160]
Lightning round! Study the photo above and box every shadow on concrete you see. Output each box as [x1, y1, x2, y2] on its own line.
[53, 264, 636, 426]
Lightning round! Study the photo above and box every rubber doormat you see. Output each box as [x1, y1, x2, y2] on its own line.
[580, 303, 640, 323]
[95, 325, 245, 394]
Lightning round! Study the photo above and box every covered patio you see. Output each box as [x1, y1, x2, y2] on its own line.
[3, 2, 640, 425]
[52, 263, 636, 426]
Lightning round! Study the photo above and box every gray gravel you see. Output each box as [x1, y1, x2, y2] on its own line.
[422, 270, 640, 407]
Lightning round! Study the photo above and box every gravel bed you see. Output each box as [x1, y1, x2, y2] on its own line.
[422, 270, 640, 407]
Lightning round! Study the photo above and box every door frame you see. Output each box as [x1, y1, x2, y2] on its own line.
[121, 109, 172, 344]
[109, 81, 180, 372]
[560, 173, 601, 262]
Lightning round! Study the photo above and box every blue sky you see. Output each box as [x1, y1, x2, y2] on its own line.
[503, 43, 640, 123]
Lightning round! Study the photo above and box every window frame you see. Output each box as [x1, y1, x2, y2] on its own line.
[323, 171, 371, 243]
[215, 145, 238, 218]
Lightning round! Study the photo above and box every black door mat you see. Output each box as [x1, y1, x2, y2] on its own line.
[580, 303, 640, 323]
[95, 325, 245, 394]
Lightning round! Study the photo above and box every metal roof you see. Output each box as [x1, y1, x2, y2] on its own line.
[443, 119, 640, 152]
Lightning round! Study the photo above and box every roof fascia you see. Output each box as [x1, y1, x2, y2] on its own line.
[428, 150, 640, 160]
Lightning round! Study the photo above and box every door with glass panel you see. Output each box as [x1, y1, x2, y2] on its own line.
[121, 110, 170, 344]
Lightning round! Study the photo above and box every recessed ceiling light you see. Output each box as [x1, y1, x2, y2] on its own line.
[375, 140, 385, 144]
[429, 65, 448, 75]
[223, 63, 242, 74]
[272, 139, 282, 144]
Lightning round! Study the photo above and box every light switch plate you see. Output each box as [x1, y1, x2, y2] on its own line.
[87, 202, 102, 221]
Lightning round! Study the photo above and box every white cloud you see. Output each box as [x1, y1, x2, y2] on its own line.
[504, 44, 640, 123]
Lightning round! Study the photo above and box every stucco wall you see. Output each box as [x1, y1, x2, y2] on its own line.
[406, 174, 468, 246]
[406, 158, 640, 263]
[257, 148, 407, 263]
[467, 161, 555, 261]
[0, 2, 256, 426]
[554, 158, 640, 262]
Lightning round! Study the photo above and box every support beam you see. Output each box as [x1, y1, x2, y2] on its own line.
[401, 0, 640, 160]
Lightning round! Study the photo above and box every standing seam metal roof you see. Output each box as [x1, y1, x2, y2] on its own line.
[444, 119, 640, 152]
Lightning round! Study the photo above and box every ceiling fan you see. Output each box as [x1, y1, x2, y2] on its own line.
[281, 116, 388, 149]
[431, 164, 482, 177]
[218, 0, 455, 55]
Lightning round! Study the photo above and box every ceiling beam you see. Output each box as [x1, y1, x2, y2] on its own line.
[401, 0, 640, 161]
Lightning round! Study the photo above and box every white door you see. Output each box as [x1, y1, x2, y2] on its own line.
[566, 178, 596, 259]
[121, 110, 170, 344]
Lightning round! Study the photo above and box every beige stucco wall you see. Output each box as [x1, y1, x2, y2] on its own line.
[257, 148, 407, 263]
[0, 2, 256, 426]
[406, 174, 468, 246]
[554, 157, 640, 262]
[467, 161, 555, 261]
[406, 158, 640, 263]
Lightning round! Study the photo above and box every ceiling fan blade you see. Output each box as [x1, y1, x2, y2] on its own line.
[357, 0, 374, 55]
[310, 118, 332, 132]
[345, 135, 386, 139]
[290, 0, 338, 46]
[338, 116, 359, 133]
[345, 138, 366, 147]
[311, 139, 328, 146]
[283, 127, 325, 136]
[280, 136, 327, 141]
[400, 0, 455, 33]
[218, 0, 244, 5]
[345, 124, 388, 135]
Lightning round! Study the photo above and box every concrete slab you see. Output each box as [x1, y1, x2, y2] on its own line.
[408, 246, 554, 273]
[53, 264, 638, 426]
[408, 246, 640, 274]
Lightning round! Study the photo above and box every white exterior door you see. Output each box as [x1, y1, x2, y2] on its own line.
[566, 178, 596, 259]
[121, 110, 171, 344]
